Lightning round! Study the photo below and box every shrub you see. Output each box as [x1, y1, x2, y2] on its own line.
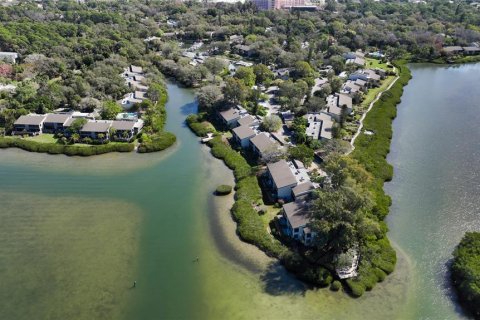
[330, 280, 342, 291]
[186, 114, 216, 137]
[216, 184, 232, 195]
[0, 137, 134, 156]
[451, 232, 480, 318]
[138, 132, 176, 153]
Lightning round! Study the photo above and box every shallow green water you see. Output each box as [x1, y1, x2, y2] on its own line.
[385, 63, 480, 319]
[1, 66, 479, 319]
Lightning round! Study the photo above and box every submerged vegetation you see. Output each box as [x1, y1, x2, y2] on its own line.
[451, 232, 480, 318]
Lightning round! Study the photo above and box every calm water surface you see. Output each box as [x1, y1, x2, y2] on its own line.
[385, 63, 480, 319]
[1, 65, 479, 319]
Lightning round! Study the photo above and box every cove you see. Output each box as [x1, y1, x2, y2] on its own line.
[1, 65, 478, 319]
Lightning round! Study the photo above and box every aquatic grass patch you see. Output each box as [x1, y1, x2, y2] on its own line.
[0, 192, 142, 320]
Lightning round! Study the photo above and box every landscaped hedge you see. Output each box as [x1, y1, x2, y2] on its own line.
[347, 61, 411, 296]
[186, 114, 216, 137]
[202, 135, 287, 257]
[451, 232, 480, 318]
[0, 137, 134, 156]
[137, 131, 176, 153]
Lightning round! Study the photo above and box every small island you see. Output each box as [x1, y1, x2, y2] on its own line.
[451, 232, 480, 318]
[216, 184, 233, 195]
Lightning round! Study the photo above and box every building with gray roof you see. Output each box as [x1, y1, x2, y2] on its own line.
[280, 201, 315, 245]
[250, 132, 278, 157]
[80, 120, 112, 140]
[266, 159, 298, 201]
[43, 114, 72, 133]
[219, 107, 243, 127]
[232, 125, 256, 148]
[13, 114, 47, 135]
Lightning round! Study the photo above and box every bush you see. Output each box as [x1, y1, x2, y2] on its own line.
[138, 132, 176, 153]
[346, 61, 410, 295]
[186, 114, 216, 137]
[451, 232, 480, 318]
[330, 280, 342, 291]
[0, 137, 134, 156]
[216, 184, 232, 195]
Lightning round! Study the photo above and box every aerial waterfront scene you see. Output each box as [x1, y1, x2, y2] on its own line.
[1, 1, 480, 320]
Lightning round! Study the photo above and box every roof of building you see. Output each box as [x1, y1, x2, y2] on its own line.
[81, 121, 112, 133]
[292, 181, 316, 198]
[112, 120, 136, 131]
[219, 108, 242, 122]
[14, 114, 46, 126]
[234, 44, 253, 52]
[283, 201, 310, 229]
[463, 46, 480, 51]
[267, 159, 298, 189]
[44, 113, 71, 124]
[250, 132, 276, 154]
[238, 115, 257, 127]
[232, 125, 256, 140]
[338, 93, 353, 109]
[281, 111, 295, 122]
[354, 79, 367, 87]
[305, 112, 334, 140]
[364, 69, 381, 81]
[443, 46, 464, 52]
[130, 65, 143, 74]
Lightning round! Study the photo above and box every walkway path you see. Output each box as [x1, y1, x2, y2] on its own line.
[347, 73, 400, 155]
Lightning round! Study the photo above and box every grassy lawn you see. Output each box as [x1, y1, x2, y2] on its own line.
[259, 204, 280, 230]
[26, 134, 58, 143]
[365, 58, 391, 70]
[361, 76, 396, 109]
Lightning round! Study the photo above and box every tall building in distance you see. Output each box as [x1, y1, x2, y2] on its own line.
[251, 0, 274, 10]
[251, 0, 307, 10]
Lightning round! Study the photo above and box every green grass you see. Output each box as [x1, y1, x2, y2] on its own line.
[360, 76, 396, 109]
[365, 58, 391, 70]
[26, 134, 58, 143]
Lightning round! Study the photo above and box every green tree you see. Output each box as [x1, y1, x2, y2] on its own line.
[101, 100, 122, 120]
[288, 144, 314, 167]
[293, 61, 314, 79]
[261, 115, 282, 132]
[67, 118, 87, 135]
[196, 85, 223, 111]
[253, 64, 274, 85]
[234, 67, 256, 88]
[223, 78, 249, 105]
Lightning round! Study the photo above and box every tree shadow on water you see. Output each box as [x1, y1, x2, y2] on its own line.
[180, 101, 198, 116]
[260, 262, 308, 297]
